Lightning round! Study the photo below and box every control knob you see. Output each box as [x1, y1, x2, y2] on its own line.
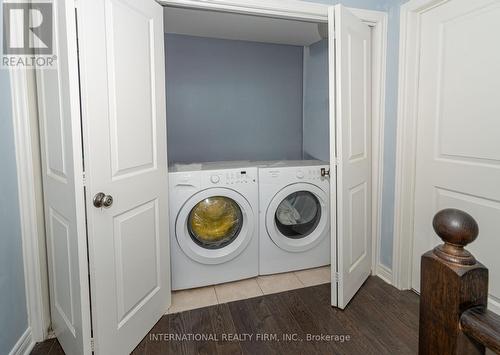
[210, 175, 220, 184]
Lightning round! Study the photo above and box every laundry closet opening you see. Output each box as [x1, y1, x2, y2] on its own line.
[163, 7, 330, 164]
[163, 6, 334, 295]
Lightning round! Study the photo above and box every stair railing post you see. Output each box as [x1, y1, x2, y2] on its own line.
[418, 208, 488, 355]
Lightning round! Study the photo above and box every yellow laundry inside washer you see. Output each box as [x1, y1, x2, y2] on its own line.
[188, 196, 242, 243]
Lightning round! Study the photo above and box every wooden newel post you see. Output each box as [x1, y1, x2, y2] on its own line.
[418, 208, 488, 355]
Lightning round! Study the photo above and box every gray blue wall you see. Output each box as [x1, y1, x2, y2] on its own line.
[165, 34, 304, 163]
[0, 31, 29, 355]
[303, 39, 329, 161]
[304, 0, 409, 268]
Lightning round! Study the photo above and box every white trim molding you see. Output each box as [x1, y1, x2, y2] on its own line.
[158, 0, 329, 21]
[392, 0, 448, 290]
[376, 263, 393, 285]
[10, 68, 48, 343]
[9, 328, 34, 355]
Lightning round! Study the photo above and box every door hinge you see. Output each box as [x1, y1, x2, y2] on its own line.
[82, 171, 86, 186]
[90, 337, 94, 352]
[334, 272, 341, 283]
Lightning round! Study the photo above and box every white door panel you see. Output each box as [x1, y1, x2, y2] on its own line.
[78, 0, 170, 353]
[329, 5, 372, 309]
[412, 0, 500, 314]
[36, 1, 91, 354]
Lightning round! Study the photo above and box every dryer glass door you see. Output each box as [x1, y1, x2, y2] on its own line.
[275, 191, 321, 239]
[188, 196, 243, 249]
[265, 182, 328, 253]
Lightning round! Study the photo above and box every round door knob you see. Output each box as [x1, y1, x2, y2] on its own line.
[210, 175, 220, 184]
[93, 192, 113, 208]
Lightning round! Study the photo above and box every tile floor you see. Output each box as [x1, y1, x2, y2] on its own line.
[167, 266, 331, 314]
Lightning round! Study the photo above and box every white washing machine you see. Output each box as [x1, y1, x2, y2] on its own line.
[168, 162, 258, 290]
[258, 160, 331, 275]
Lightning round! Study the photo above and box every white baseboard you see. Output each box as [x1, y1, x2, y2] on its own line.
[488, 295, 500, 315]
[375, 263, 393, 285]
[46, 330, 56, 339]
[9, 328, 35, 355]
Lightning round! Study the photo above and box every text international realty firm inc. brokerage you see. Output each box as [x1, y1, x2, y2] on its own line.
[150, 333, 351, 343]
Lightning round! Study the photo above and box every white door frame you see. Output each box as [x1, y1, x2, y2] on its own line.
[11, 0, 388, 343]
[392, 0, 450, 290]
[160, 0, 390, 283]
[9, 67, 47, 355]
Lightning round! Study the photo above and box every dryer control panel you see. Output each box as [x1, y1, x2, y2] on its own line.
[265, 166, 328, 182]
[294, 167, 325, 181]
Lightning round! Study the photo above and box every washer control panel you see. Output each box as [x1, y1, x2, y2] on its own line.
[206, 168, 257, 186]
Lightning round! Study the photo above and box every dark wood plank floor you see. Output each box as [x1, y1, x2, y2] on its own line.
[31, 276, 420, 355]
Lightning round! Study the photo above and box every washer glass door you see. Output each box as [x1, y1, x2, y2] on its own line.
[176, 187, 255, 264]
[188, 196, 243, 249]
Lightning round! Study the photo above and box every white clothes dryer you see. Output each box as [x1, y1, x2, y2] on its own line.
[258, 160, 331, 275]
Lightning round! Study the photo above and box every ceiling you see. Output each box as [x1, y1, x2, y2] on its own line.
[164, 7, 326, 46]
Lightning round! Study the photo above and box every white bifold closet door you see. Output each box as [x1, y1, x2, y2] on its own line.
[39, 0, 170, 354]
[77, 0, 170, 354]
[36, 1, 91, 354]
[329, 5, 372, 309]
